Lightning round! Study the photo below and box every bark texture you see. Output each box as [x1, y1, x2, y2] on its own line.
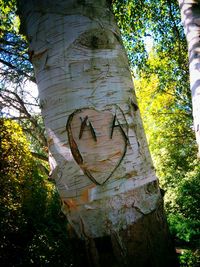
[178, 0, 200, 153]
[18, 0, 177, 266]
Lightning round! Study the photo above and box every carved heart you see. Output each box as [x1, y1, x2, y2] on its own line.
[66, 108, 128, 185]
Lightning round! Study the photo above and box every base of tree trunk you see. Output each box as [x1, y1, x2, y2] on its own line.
[69, 200, 178, 267]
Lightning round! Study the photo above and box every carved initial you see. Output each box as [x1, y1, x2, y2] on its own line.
[79, 116, 97, 142]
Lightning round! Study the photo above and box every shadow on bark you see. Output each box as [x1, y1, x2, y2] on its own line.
[69, 199, 179, 267]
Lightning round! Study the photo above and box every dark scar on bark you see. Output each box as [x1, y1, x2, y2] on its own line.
[130, 100, 138, 111]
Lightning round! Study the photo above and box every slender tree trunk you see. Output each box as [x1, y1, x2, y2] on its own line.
[178, 0, 200, 154]
[17, 0, 177, 266]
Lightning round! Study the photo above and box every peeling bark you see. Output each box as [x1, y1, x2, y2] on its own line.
[17, 0, 177, 265]
[178, 0, 200, 154]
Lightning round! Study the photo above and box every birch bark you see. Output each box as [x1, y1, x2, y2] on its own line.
[178, 0, 200, 154]
[17, 0, 177, 266]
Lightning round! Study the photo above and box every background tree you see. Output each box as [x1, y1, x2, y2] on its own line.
[178, 0, 200, 154]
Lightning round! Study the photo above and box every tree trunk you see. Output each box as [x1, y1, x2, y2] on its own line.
[178, 0, 200, 154]
[17, 0, 177, 266]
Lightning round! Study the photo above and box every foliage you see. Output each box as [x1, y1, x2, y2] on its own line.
[0, 0, 34, 83]
[179, 249, 200, 267]
[112, 0, 187, 72]
[0, 119, 82, 266]
[135, 52, 200, 266]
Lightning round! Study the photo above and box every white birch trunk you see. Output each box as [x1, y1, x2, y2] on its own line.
[18, 0, 177, 266]
[178, 0, 200, 154]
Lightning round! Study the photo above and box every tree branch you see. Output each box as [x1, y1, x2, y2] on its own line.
[31, 151, 48, 161]
[0, 58, 36, 83]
